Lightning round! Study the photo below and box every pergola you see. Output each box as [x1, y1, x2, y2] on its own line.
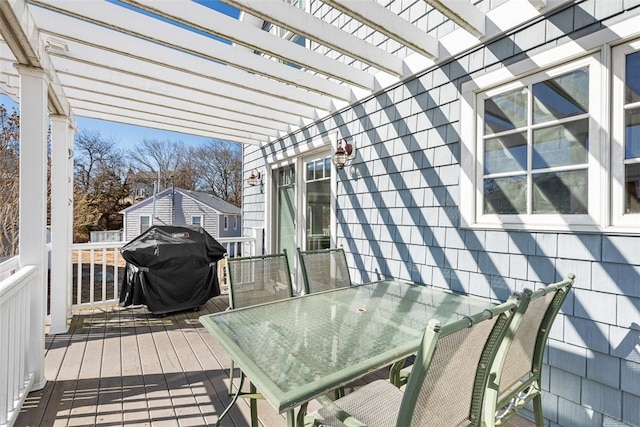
[0, 0, 559, 145]
[0, 0, 560, 413]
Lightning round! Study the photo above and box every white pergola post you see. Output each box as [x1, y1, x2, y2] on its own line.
[49, 114, 73, 334]
[16, 64, 49, 391]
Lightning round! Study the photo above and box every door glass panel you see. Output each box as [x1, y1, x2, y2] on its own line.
[625, 163, 640, 214]
[626, 51, 640, 104]
[276, 165, 296, 269]
[625, 108, 640, 159]
[305, 156, 331, 250]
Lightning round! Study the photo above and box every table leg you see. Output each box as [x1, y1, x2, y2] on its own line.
[286, 409, 296, 427]
[250, 382, 258, 427]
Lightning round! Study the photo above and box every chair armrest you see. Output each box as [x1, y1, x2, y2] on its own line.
[305, 395, 368, 427]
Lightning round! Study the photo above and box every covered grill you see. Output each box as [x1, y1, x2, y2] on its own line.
[119, 225, 226, 314]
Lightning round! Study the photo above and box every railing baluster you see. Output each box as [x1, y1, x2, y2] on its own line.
[0, 265, 38, 426]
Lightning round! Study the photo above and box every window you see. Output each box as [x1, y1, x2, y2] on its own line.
[191, 215, 203, 227]
[461, 54, 602, 230]
[223, 215, 228, 230]
[234, 216, 238, 230]
[612, 41, 640, 227]
[140, 215, 150, 233]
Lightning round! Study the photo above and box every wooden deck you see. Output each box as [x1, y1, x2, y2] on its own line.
[16, 295, 535, 427]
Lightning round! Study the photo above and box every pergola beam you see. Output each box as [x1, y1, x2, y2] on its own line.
[124, 0, 378, 91]
[423, 0, 486, 39]
[55, 72, 300, 131]
[220, 0, 407, 77]
[64, 89, 283, 139]
[71, 100, 272, 144]
[28, 0, 356, 102]
[321, 0, 440, 60]
[49, 49, 324, 121]
[0, 0, 69, 115]
[30, 6, 340, 113]
[71, 108, 263, 145]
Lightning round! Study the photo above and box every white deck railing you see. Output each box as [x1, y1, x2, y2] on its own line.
[0, 265, 36, 427]
[0, 231, 259, 426]
[69, 234, 258, 311]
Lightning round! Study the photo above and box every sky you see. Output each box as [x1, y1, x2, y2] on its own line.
[0, 0, 241, 152]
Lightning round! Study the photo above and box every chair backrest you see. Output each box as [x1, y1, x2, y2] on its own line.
[495, 274, 574, 394]
[396, 292, 528, 427]
[297, 247, 352, 294]
[226, 250, 294, 309]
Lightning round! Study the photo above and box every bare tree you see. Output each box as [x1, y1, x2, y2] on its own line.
[193, 139, 242, 207]
[0, 104, 20, 258]
[73, 129, 129, 242]
[128, 139, 191, 191]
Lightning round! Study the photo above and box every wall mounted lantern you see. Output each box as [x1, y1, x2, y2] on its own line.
[332, 139, 355, 169]
[247, 170, 262, 187]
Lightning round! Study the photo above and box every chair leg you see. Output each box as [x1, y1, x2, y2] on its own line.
[532, 394, 544, 427]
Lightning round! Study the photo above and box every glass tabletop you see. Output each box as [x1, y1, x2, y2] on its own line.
[199, 280, 494, 412]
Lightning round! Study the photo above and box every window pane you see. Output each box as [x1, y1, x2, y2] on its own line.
[484, 132, 527, 174]
[625, 163, 640, 214]
[625, 108, 640, 159]
[532, 170, 588, 214]
[532, 118, 589, 169]
[324, 157, 332, 177]
[315, 160, 324, 180]
[484, 88, 528, 134]
[626, 51, 640, 104]
[484, 176, 527, 214]
[533, 68, 588, 124]
[306, 162, 314, 181]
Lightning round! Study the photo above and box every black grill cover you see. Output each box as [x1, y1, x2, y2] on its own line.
[119, 225, 227, 314]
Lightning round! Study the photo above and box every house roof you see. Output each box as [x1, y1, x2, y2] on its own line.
[121, 187, 241, 215]
[0, 0, 559, 146]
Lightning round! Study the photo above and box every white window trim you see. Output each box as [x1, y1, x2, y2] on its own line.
[612, 39, 640, 228]
[191, 215, 203, 226]
[461, 53, 605, 231]
[223, 215, 228, 231]
[140, 215, 151, 233]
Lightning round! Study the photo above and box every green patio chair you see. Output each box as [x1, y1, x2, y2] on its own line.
[297, 247, 352, 294]
[304, 291, 529, 427]
[484, 274, 575, 427]
[222, 250, 294, 426]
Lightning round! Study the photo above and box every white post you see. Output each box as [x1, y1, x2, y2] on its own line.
[253, 227, 264, 256]
[49, 114, 72, 334]
[16, 64, 49, 391]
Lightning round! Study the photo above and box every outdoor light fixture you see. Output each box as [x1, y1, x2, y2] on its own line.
[332, 139, 355, 169]
[247, 170, 262, 187]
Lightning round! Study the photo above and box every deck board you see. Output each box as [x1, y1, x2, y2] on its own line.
[16, 295, 534, 427]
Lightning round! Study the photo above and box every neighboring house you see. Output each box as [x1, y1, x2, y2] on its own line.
[243, 2, 640, 426]
[120, 187, 241, 242]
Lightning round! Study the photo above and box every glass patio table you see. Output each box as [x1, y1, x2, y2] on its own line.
[199, 279, 496, 426]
